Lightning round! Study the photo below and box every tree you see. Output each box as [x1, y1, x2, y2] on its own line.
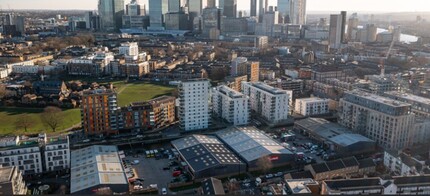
[0, 84, 6, 99]
[40, 106, 64, 132]
[14, 114, 34, 132]
[256, 155, 273, 174]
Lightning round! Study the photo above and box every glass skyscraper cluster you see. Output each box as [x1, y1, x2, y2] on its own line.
[98, 0, 124, 31]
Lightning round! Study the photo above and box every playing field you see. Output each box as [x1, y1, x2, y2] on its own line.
[0, 107, 81, 136]
[117, 82, 176, 106]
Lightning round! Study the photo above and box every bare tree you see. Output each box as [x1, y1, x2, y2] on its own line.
[14, 114, 34, 132]
[40, 106, 64, 132]
[0, 84, 6, 99]
[256, 155, 273, 174]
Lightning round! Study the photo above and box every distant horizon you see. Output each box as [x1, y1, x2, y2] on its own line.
[1, 0, 430, 13]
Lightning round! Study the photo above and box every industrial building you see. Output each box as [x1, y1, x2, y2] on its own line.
[215, 126, 295, 170]
[171, 135, 246, 179]
[70, 145, 128, 194]
[294, 118, 376, 156]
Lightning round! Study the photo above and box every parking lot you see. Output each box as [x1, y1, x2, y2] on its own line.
[123, 146, 192, 195]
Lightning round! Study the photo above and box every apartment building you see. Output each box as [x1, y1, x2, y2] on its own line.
[42, 135, 70, 172]
[392, 175, 430, 195]
[0, 136, 43, 175]
[119, 42, 139, 56]
[384, 91, 430, 118]
[230, 57, 260, 82]
[384, 150, 428, 176]
[0, 167, 27, 195]
[294, 97, 330, 116]
[321, 178, 384, 195]
[80, 88, 119, 136]
[147, 96, 176, 128]
[178, 79, 211, 131]
[224, 75, 248, 92]
[115, 102, 154, 131]
[242, 82, 291, 124]
[212, 85, 250, 126]
[339, 90, 415, 149]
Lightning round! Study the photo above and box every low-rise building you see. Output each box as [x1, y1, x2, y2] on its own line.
[392, 175, 430, 195]
[285, 179, 319, 195]
[294, 97, 330, 116]
[384, 150, 428, 176]
[305, 157, 374, 181]
[199, 177, 225, 195]
[171, 135, 246, 179]
[0, 166, 27, 195]
[70, 145, 128, 194]
[321, 178, 384, 195]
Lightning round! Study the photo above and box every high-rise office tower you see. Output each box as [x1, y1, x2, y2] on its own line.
[14, 16, 25, 35]
[188, 0, 208, 16]
[277, 0, 291, 23]
[168, 0, 185, 12]
[207, 0, 216, 8]
[149, 0, 169, 28]
[347, 13, 358, 41]
[178, 79, 211, 131]
[219, 0, 225, 9]
[98, 0, 125, 31]
[223, 0, 237, 18]
[340, 11, 347, 43]
[126, 0, 141, 16]
[80, 89, 119, 136]
[289, 0, 306, 25]
[250, 0, 265, 22]
[329, 12, 345, 49]
[85, 11, 94, 29]
[202, 7, 222, 37]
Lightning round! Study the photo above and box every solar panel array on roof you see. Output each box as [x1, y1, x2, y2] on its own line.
[215, 127, 293, 162]
[171, 135, 243, 173]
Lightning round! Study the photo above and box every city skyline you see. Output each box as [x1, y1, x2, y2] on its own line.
[1, 0, 430, 12]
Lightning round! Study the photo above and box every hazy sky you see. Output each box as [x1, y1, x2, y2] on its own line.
[1, 0, 430, 12]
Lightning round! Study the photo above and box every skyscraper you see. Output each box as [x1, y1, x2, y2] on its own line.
[289, 0, 306, 25]
[168, 0, 185, 13]
[347, 13, 358, 41]
[250, 0, 265, 22]
[149, 0, 169, 28]
[207, 0, 216, 8]
[277, 0, 291, 23]
[223, 0, 237, 18]
[98, 0, 125, 31]
[188, 0, 207, 16]
[340, 11, 347, 43]
[126, 0, 141, 16]
[329, 12, 345, 49]
[202, 7, 222, 37]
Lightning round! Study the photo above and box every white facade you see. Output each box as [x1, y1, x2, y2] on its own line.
[43, 135, 70, 172]
[0, 137, 43, 175]
[0, 68, 9, 79]
[212, 85, 250, 126]
[383, 151, 426, 176]
[242, 82, 291, 124]
[339, 91, 415, 150]
[119, 42, 139, 56]
[294, 97, 329, 116]
[178, 79, 211, 131]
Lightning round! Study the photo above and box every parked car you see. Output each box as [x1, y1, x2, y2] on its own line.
[172, 171, 181, 177]
[274, 172, 283, 177]
[162, 188, 167, 195]
[265, 174, 274, 179]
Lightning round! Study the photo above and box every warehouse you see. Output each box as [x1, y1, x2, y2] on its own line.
[70, 145, 128, 195]
[294, 118, 376, 156]
[171, 135, 246, 179]
[215, 126, 295, 170]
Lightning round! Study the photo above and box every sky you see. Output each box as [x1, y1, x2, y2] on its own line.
[1, 0, 430, 12]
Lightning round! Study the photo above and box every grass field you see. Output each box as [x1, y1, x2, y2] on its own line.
[0, 82, 176, 135]
[0, 107, 81, 136]
[117, 82, 175, 106]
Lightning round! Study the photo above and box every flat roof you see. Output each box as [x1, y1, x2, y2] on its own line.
[0, 167, 14, 183]
[247, 82, 289, 95]
[70, 145, 127, 194]
[385, 91, 430, 105]
[285, 179, 317, 194]
[296, 97, 329, 103]
[215, 127, 293, 162]
[345, 90, 411, 108]
[324, 178, 382, 190]
[216, 85, 246, 99]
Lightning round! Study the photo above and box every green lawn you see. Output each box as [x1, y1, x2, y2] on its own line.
[0, 107, 81, 136]
[117, 82, 176, 106]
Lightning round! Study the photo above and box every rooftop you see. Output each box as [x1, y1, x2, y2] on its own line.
[215, 127, 293, 162]
[201, 178, 225, 195]
[393, 175, 430, 186]
[296, 97, 329, 103]
[345, 90, 411, 108]
[285, 179, 317, 194]
[215, 85, 246, 99]
[247, 82, 289, 95]
[324, 178, 382, 190]
[385, 91, 430, 105]
[70, 145, 127, 194]
[0, 167, 14, 183]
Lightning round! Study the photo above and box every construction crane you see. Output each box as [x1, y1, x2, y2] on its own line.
[378, 37, 396, 76]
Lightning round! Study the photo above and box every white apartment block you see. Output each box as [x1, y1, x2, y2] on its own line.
[0, 136, 43, 175]
[0, 134, 70, 175]
[212, 85, 250, 126]
[294, 97, 329, 116]
[339, 90, 415, 149]
[119, 42, 139, 56]
[242, 82, 291, 124]
[179, 79, 211, 131]
[43, 135, 70, 172]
